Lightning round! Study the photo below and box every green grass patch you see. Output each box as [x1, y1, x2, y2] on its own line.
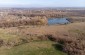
[0, 29, 18, 40]
[0, 41, 67, 55]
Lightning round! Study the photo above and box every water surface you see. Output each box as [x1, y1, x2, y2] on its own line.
[48, 18, 69, 25]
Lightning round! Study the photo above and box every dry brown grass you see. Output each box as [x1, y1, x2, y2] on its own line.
[0, 22, 85, 55]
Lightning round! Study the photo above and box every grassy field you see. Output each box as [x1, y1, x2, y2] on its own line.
[0, 41, 67, 55]
[0, 22, 85, 55]
[0, 27, 67, 55]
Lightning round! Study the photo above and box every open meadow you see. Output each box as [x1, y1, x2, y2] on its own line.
[0, 8, 85, 55]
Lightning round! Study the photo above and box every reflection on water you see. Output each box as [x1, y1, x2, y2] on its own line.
[48, 18, 69, 25]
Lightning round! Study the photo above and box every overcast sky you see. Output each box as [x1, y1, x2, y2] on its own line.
[0, 0, 85, 7]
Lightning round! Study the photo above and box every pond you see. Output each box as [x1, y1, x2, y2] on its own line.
[48, 18, 70, 25]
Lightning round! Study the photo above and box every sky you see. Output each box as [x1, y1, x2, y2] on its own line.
[0, 0, 85, 7]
